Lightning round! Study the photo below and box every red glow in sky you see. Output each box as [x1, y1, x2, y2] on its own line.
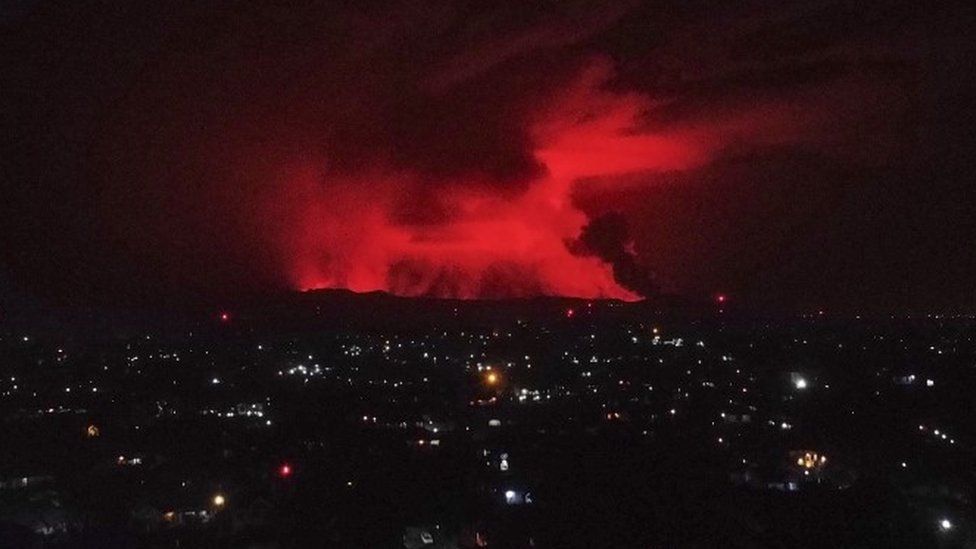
[3, 1, 952, 313]
[279, 61, 707, 300]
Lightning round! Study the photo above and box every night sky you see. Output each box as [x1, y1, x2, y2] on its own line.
[2, 1, 974, 313]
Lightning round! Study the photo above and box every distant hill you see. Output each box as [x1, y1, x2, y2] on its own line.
[0, 286, 721, 341]
[223, 287, 717, 333]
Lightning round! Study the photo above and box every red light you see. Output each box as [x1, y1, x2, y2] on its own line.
[285, 63, 703, 303]
[278, 463, 292, 478]
[566, 308, 575, 318]
[219, 312, 231, 322]
[716, 294, 727, 304]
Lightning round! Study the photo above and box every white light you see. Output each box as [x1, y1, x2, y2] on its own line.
[926, 379, 935, 387]
[504, 490, 516, 503]
[211, 378, 220, 385]
[795, 378, 808, 390]
[940, 518, 952, 531]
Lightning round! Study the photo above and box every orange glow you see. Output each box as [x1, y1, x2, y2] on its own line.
[795, 451, 827, 470]
[486, 372, 499, 386]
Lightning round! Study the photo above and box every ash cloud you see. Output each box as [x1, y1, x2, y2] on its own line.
[1, 0, 972, 310]
[571, 212, 658, 298]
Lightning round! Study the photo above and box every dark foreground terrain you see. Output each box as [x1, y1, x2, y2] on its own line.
[2, 292, 975, 547]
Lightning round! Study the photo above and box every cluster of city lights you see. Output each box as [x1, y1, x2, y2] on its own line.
[918, 424, 957, 445]
[795, 451, 827, 470]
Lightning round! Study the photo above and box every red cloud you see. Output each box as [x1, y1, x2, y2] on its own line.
[280, 60, 708, 299]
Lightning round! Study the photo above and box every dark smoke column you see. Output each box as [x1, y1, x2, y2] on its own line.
[571, 212, 657, 298]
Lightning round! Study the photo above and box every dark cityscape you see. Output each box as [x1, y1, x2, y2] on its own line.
[2, 1, 976, 547]
[2, 294, 976, 547]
